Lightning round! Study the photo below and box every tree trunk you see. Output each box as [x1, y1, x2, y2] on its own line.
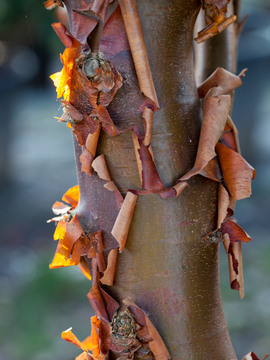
[57, 0, 239, 358]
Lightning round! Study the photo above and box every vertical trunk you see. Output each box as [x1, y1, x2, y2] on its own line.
[64, 0, 237, 358]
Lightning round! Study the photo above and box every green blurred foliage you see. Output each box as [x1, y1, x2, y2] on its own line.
[0, 247, 92, 360]
[0, 0, 64, 56]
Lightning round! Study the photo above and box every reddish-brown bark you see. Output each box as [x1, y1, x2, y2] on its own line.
[48, 0, 246, 359]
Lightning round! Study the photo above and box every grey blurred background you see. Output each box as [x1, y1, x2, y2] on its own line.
[0, 0, 269, 359]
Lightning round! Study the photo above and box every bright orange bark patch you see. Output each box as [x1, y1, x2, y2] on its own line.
[91, 316, 101, 356]
[49, 240, 81, 269]
[50, 42, 81, 100]
[62, 185, 80, 207]
[54, 214, 83, 251]
[62, 328, 89, 353]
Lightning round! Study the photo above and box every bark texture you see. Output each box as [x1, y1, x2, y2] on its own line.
[65, 0, 238, 358]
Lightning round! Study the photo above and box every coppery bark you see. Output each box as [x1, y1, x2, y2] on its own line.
[59, 0, 239, 359]
[195, 1, 239, 84]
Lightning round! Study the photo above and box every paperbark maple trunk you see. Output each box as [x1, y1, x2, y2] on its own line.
[68, 0, 238, 359]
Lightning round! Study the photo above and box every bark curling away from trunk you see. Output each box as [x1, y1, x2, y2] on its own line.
[44, 0, 266, 359]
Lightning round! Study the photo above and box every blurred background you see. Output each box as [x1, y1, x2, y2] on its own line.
[0, 0, 270, 359]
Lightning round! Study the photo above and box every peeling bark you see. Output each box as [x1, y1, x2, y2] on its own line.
[46, 0, 246, 359]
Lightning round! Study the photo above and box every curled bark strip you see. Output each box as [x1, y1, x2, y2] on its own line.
[92, 155, 124, 209]
[228, 196, 236, 216]
[223, 115, 241, 154]
[118, 0, 159, 110]
[242, 353, 269, 360]
[100, 288, 120, 321]
[220, 219, 251, 244]
[96, 105, 120, 136]
[197, 67, 244, 98]
[100, 248, 118, 286]
[238, 68, 248, 79]
[180, 95, 231, 181]
[53, 221, 68, 245]
[49, 242, 69, 268]
[198, 156, 222, 182]
[221, 217, 251, 300]
[47, 215, 69, 223]
[73, 0, 118, 53]
[52, 22, 73, 48]
[223, 233, 230, 253]
[52, 201, 71, 215]
[111, 192, 137, 252]
[123, 299, 171, 360]
[92, 258, 100, 285]
[217, 184, 230, 229]
[131, 127, 177, 198]
[96, 252, 106, 273]
[104, 182, 124, 210]
[78, 257, 92, 280]
[226, 241, 244, 299]
[92, 155, 111, 182]
[195, 1, 237, 44]
[72, 8, 104, 54]
[95, 230, 104, 249]
[78, 120, 100, 172]
[173, 182, 188, 198]
[91, 316, 101, 356]
[132, 130, 143, 185]
[92, 230, 106, 273]
[133, 126, 164, 191]
[49, 239, 81, 269]
[49, 204, 73, 221]
[62, 328, 90, 353]
[87, 283, 110, 323]
[54, 214, 84, 250]
[195, 15, 237, 44]
[222, 125, 237, 152]
[216, 142, 256, 200]
[80, 147, 94, 175]
[142, 107, 154, 146]
[48, 188, 85, 268]
[98, 321, 111, 357]
[64, 0, 97, 46]
[86, 124, 102, 157]
[88, 288, 119, 341]
[100, 6, 131, 56]
[44, 0, 63, 10]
